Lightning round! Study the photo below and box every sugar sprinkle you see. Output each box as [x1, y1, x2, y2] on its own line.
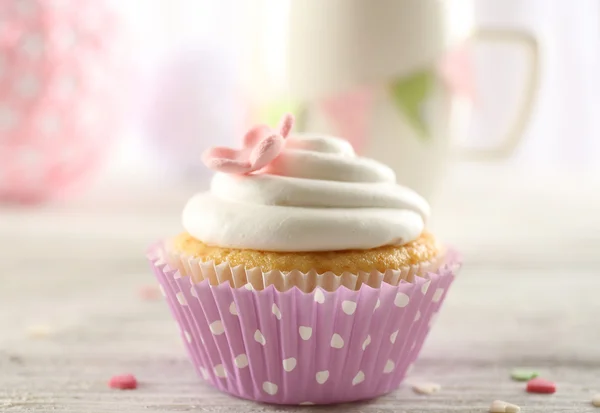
[108, 374, 138, 390]
[489, 400, 520, 413]
[510, 368, 538, 381]
[139, 285, 161, 301]
[25, 324, 53, 338]
[526, 377, 556, 394]
[411, 382, 441, 395]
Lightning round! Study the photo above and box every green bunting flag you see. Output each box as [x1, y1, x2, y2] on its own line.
[259, 99, 304, 129]
[389, 70, 435, 140]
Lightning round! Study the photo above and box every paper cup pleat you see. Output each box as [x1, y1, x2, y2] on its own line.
[162, 239, 442, 292]
[149, 244, 460, 404]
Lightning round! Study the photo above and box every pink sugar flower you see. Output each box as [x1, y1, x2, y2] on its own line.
[202, 113, 294, 174]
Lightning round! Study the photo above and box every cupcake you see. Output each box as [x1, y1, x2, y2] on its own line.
[147, 113, 460, 405]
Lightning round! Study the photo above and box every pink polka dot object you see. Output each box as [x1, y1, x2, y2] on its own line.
[0, 0, 124, 204]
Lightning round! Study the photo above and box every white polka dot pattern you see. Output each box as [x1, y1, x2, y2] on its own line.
[352, 371, 365, 385]
[362, 335, 371, 350]
[213, 364, 227, 378]
[209, 320, 224, 335]
[254, 330, 266, 345]
[199, 367, 209, 380]
[315, 370, 329, 384]
[313, 288, 325, 303]
[414, 311, 421, 321]
[176, 292, 187, 306]
[262, 381, 278, 395]
[299, 326, 312, 341]
[229, 302, 238, 316]
[432, 288, 445, 302]
[271, 303, 282, 320]
[330, 334, 344, 349]
[234, 354, 248, 368]
[342, 300, 357, 315]
[394, 292, 410, 307]
[149, 247, 460, 404]
[383, 360, 395, 373]
[282, 357, 297, 372]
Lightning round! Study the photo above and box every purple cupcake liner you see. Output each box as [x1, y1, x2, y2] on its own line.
[148, 245, 460, 405]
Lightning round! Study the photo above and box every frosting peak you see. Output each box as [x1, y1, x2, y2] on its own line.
[183, 126, 430, 252]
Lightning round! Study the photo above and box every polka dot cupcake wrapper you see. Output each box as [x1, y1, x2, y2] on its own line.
[147, 245, 460, 405]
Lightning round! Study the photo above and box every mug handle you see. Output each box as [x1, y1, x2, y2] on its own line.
[456, 28, 541, 160]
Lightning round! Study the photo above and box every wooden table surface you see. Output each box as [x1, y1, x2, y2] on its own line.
[2, 168, 599, 412]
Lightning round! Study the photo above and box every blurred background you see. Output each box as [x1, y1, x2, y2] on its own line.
[1, 0, 600, 260]
[2, 3, 600, 408]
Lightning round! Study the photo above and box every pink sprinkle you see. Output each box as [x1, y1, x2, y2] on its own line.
[526, 377, 556, 394]
[109, 374, 137, 390]
[139, 285, 161, 300]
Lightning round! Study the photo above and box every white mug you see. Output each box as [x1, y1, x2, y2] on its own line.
[286, 0, 540, 200]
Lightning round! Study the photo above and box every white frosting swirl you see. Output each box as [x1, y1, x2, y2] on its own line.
[183, 134, 430, 252]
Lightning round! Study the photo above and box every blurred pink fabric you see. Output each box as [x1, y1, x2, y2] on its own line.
[0, 0, 123, 204]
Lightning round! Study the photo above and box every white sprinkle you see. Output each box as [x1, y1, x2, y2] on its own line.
[25, 324, 53, 338]
[412, 382, 441, 395]
[489, 400, 520, 413]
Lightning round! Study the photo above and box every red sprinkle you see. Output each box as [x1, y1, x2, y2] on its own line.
[139, 285, 161, 301]
[526, 377, 556, 394]
[109, 374, 138, 390]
